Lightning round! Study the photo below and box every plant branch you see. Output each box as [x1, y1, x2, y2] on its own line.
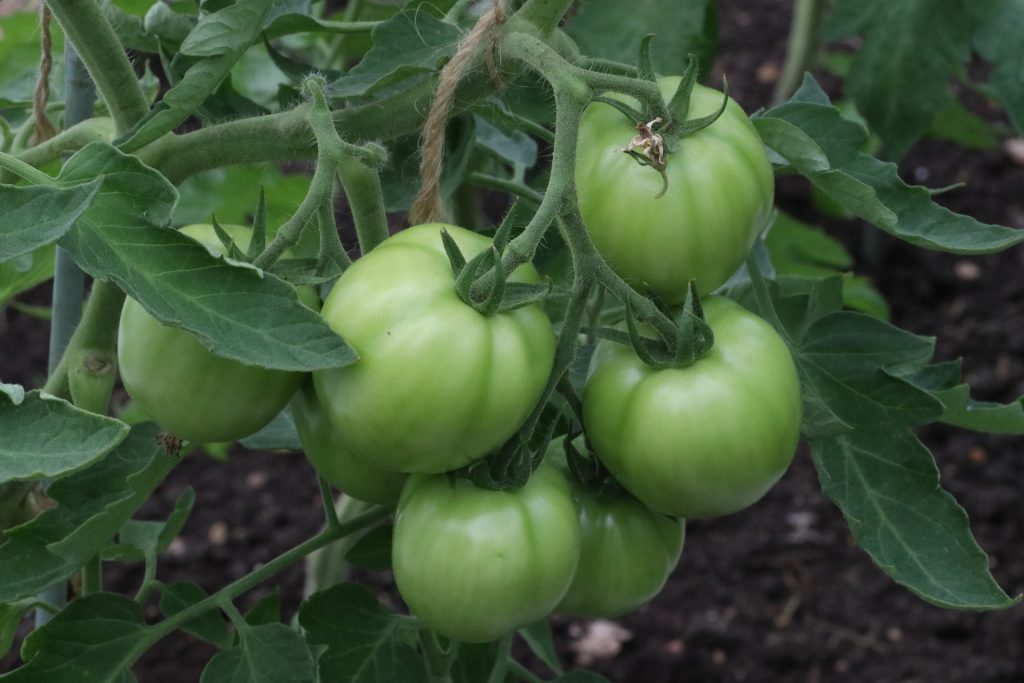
[772, 0, 825, 105]
[44, 0, 149, 132]
[515, 0, 576, 35]
[337, 155, 389, 254]
[0, 152, 56, 185]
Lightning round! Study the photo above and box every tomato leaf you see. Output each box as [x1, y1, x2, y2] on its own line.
[158, 582, 232, 649]
[0, 388, 129, 484]
[2, 593, 147, 682]
[57, 144, 356, 372]
[822, 0, 980, 158]
[343, 524, 393, 572]
[299, 583, 429, 683]
[971, 0, 1024, 137]
[0, 180, 100, 262]
[811, 429, 1020, 610]
[566, 0, 717, 78]
[0, 244, 55, 310]
[518, 620, 563, 675]
[328, 10, 462, 99]
[0, 423, 175, 603]
[902, 360, 1024, 435]
[0, 599, 36, 660]
[756, 76, 1024, 254]
[200, 623, 315, 683]
[102, 487, 196, 562]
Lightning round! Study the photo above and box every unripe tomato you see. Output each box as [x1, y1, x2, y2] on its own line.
[392, 463, 580, 642]
[117, 224, 312, 443]
[576, 78, 774, 303]
[583, 296, 801, 519]
[291, 380, 406, 504]
[549, 439, 685, 619]
[313, 224, 555, 474]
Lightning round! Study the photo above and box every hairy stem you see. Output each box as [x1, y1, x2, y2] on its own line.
[515, 0, 576, 34]
[337, 155, 389, 254]
[44, 0, 149, 132]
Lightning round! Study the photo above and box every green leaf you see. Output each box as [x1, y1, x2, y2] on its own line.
[343, 524, 393, 572]
[0, 599, 35, 660]
[811, 429, 1019, 609]
[0, 424, 176, 603]
[380, 115, 474, 211]
[756, 77, 1024, 254]
[0, 244, 55, 309]
[972, 0, 1024, 137]
[0, 181, 101, 262]
[328, 10, 462, 98]
[904, 360, 1024, 434]
[822, 0, 979, 157]
[0, 388, 129, 483]
[450, 642, 498, 683]
[926, 99, 1000, 150]
[566, 0, 717, 77]
[472, 114, 539, 168]
[103, 487, 196, 562]
[117, 0, 274, 152]
[158, 582, 232, 649]
[299, 583, 428, 683]
[244, 590, 283, 627]
[518, 620, 563, 675]
[1, 594, 147, 682]
[239, 408, 302, 451]
[201, 623, 315, 683]
[792, 311, 942, 437]
[57, 144, 355, 371]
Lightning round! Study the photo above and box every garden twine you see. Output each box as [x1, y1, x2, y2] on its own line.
[31, 3, 57, 145]
[410, 0, 507, 224]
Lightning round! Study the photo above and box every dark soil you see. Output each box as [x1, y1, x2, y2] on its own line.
[3, 0, 1024, 681]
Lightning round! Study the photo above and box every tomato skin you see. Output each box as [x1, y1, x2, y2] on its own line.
[291, 380, 406, 504]
[576, 78, 774, 303]
[392, 463, 580, 643]
[549, 442, 685, 618]
[313, 224, 556, 474]
[117, 224, 311, 444]
[583, 296, 801, 519]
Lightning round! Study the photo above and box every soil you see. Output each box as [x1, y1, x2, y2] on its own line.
[3, 1, 1024, 681]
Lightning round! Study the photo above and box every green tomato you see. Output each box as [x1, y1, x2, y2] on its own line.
[576, 78, 774, 303]
[291, 379, 406, 504]
[548, 439, 685, 619]
[117, 224, 313, 444]
[583, 296, 801, 519]
[313, 224, 555, 474]
[392, 463, 580, 642]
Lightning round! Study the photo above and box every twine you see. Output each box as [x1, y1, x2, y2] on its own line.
[31, 3, 57, 145]
[410, 0, 507, 224]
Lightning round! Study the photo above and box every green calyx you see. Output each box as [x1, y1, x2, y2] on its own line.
[561, 432, 625, 501]
[440, 205, 551, 316]
[589, 282, 715, 369]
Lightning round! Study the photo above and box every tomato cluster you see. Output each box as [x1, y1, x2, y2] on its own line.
[115, 81, 799, 644]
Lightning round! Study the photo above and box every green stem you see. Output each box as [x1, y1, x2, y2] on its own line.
[772, 0, 825, 105]
[419, 628, 456, 683]
[316, 201, 352, 275]
[139, 506, 391, 650]
[508, 660, 545, 683]
[44, 0, 149, 132]
[337, 155, 389, 254]
[80, 555, 102, 595]
[326, 0, 368, 68]
[0, 118, 113, 184]
[303, 496, 374, 597]
[466, 172, 543, 205]
[318, 477, 341, 530]
[576, 56, 638, 78]
[134, 557, 159, 603]
[486, 634, 514, 683]
[0, 152, 55, 185]
[253, 157, 335, 270]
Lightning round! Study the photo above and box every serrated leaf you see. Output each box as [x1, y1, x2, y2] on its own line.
[823, 0, 979, 157]
[0, 389, 129, 483]
[0, 181, 101, 262]
[117, 0, 273, 152]
[201, 623, 315, 683]
[1, 593, 146, 682]
[792, 311, 942, 436]
[566, 0, 717, 77]
[811, 429, 1018, 609]
[0, 424, 176, 603]
[972, 0, 1024, 137]
[343, 524, 392, 572]
[328, 10, 462, 98]
[299, 583, 428, 683]
[158, 582, 232, 649]
[0, 243, 55, 309]
[56, 144, 355, 371]
[756, 76, 1024, 254]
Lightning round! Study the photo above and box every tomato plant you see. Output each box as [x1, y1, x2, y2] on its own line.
[576, 78, 774, 303]
[392, 463, 580, 643]
[313, 223, 555, 474]
[1, 0, 1023, 680]
[584, 295, 802, 519]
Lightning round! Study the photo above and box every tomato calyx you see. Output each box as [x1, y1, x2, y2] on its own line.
[561, 430, 627, 502]
[439, 209, 551, 315]
[587, 283, 715, 369]
[460, 401, 564, 491]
